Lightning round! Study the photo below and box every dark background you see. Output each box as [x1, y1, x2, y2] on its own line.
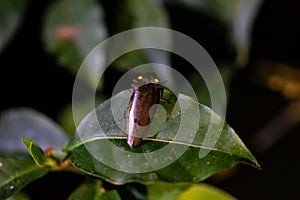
[1, 0, 299, 199]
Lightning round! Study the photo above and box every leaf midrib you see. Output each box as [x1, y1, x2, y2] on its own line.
[66, 136, 232, 155]
[0, 161, 47, 189]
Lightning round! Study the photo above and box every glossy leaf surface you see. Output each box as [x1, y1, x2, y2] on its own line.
[66, 90, 260, 184]
[0, 157, 48, 199]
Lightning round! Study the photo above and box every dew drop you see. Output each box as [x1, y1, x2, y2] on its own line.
[9, 185, 14, 190]
[0, 162, 3, 167]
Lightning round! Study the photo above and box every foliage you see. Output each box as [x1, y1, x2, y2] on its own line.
[0, 0, 262, 199]
[0, 91, 259, 199]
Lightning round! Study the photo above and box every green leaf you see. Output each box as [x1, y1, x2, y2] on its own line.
[176, 183, 237, 200]
[7, 191, 30, 200]
[189, 65, 233, 107]
[68, 179, 121, 200]
[148, 181, 236, 200]
[0, 0, 29, 52]
[99, 190, 121, 200]
[112, 0, 168, 32]
[68, 179, 102, 200]
[168, 0, 263, 65]
[0, 157, 48, 199]
[0, 108, 68, 155]
[42, 0, 107, 89]
[111, 0, 170, 71]
[66, 90, 260, 184]
[127, 0, 169, 28]
[58, 96, 106, 136]
[147, 181, 191, 200]
[22, 139, 57, 168]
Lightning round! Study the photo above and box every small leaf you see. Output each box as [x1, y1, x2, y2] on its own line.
[176, 183, 237, 200]
[68, 179, 121, 200]
[0, 157, 48, 199]
[22, 138, 56, 168]
[66, 90, 260, 184]
[0, 108, 68, 154]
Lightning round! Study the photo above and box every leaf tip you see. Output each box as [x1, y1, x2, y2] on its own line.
[253, 160, 262, 170]
[22, 138, 33, 149]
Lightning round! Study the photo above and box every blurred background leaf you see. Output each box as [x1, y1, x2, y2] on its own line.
[57, 95, 105, 136]
[0, 0, 29, 52]
[147, 181, 191, 200]
[166, 0, 263, 66]
[7, 191, 30, 200]
[43, 0, 107, 90]
[68, 179, 121, 200]
[175, 183, 237, 200]
[105, 0, 172, 85]
[0, 108, 68, 155]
